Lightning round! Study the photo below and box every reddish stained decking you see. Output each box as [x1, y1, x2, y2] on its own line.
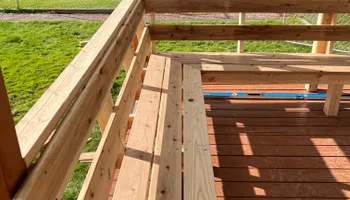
[110, 84, 350, 199]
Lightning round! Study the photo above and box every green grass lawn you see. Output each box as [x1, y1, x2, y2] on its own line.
[0, 0, 119, 9]
[0, 20, 312, 199]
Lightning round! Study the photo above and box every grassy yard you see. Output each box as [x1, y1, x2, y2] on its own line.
[0, 0, 119, 9]
[0, 20, 311, 199]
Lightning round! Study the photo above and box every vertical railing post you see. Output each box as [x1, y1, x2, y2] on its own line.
[237, 12, 246, 53]
[151, 13, 157, 53]
[0, 69, 26, 198]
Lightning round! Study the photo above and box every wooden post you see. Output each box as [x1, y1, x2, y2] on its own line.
[0, 69, 26, 198]
[324, 84, 344, 116]
[151, 13, 157, 53]
[97, 95, 114, 133]
[237, 12, 246, 53]
[306, 13, 336, 92]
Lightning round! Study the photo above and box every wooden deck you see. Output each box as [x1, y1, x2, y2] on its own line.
[108, 53, 350, 199]
[204, 85, 350, 199]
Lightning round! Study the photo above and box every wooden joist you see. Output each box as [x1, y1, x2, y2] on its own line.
[15, 0, 142, 167]
[150, 25, 350, 41]
[113, 55, 166, 200]
[79, 152, 95, 163]
[324, 84, 344, 116]
[0, 70, 26, 198]
[78, 28, 150, 200]
[183, 65, 216, 200]
[14, 1, 145, 199]
[97, 95, 114, 133]
[148, 59, 182, 200]
[237, 13, 245, 53]
[145, 0, 350, 13]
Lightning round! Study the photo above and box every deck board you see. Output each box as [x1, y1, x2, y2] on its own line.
[207, 86, 350, 199]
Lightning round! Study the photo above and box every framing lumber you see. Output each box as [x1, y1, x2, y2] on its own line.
[148, 59, 182, 200]
[159, 52, 350, 65]
[0, 70, 26, 198]
[201, 72, 350, 85]
[237, 13, 245, 53]
[151, 13, 157, 53]
[324, 84, 344, 116]
[113, 54, 166, 200]
[97, 94, 114, 133]
[123, 44, 136, 72]
[145, 0, 350, 13]
[15, 0, 141, 167]
[150, 25, 350, 41]
[306, 13, 338, 92]
[14, 1, 145, 199]
[79, 152, 95, 163]
[183, 65, 216, 200]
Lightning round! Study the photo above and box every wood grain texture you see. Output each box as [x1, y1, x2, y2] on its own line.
[201, 71, 350, 85]
[0, 166, 11, 200]
[113, 54, 166, 200]
[324, 84, 344, 116]
[183, 65, 216, 200]
[0, 70, 26, 197]
[150, 25, 350, 41]
[237, 12, 245, 53]
[78, 28, 150, 200]
[14, 1, 145, 199]
[15, 0, 141, 166]
[97, 94, 114, 133]
[148, 59, 182, 200]
[145, 0, 350, 13]
[159, 52, 350, 65]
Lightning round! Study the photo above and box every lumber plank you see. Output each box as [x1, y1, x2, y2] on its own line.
[324, 84, 344, 116]
[208, 135, 350, 145]
[97, 94, 114, 133]
[159, 52, 350, 65]
[15, 0, 141, 167]
[211, 145, 350, 156]
[14, 1, 145, 199]
[150, 25, 350, 41]
[0, 70, 26, 197]
[0, 166, 11, 200]
[148, 59, 182, 200]
[213, 168, 350, 182]
[78, 28, 151, 200]
[79, 152, 95, 163]
[212, 156, 350, 168]
[183, 65, 216, 200]
[307, 13, 337, 92]
[151, 13, 157, 53]
[145, 0, 350, 13]
[201, 71, 350, 84]
[123, 44, 136, 72]
[237, 12, 245, 53]
[113, 54, 166, 200]
[215, 182, 350, 198]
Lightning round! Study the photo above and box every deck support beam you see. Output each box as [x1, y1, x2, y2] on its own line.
[237, 13, 246, 53]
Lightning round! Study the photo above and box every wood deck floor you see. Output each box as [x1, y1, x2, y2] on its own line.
[110, 83, 350, 199]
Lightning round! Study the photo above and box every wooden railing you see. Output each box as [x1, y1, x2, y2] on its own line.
[1, 0, 350, 199]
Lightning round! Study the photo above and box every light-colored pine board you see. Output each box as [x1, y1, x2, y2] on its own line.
[151, 12, 157, 53]
[78, 28, 151, 200]
[237, 12, 245, 53]
[15, 0, 141, 167]
[123, 44, 136, 72]
[113, 54, 166, 200]
[183, 65, 216, 200]
[14, 1, 145, 199]
[148, 59, 182, 200]
[0, 70, 26, 197]
[97, 94, 114, 133]
[150, 25, 350, 41]
[197, 63, 350, 72]
[307, 13, 337, 91]
[201, 72, 350, 84]
[79, 152, 95, 163]
[159, 52, 350, 65]
[145, 0, 350, 13]
[324, 84, 344, 116]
